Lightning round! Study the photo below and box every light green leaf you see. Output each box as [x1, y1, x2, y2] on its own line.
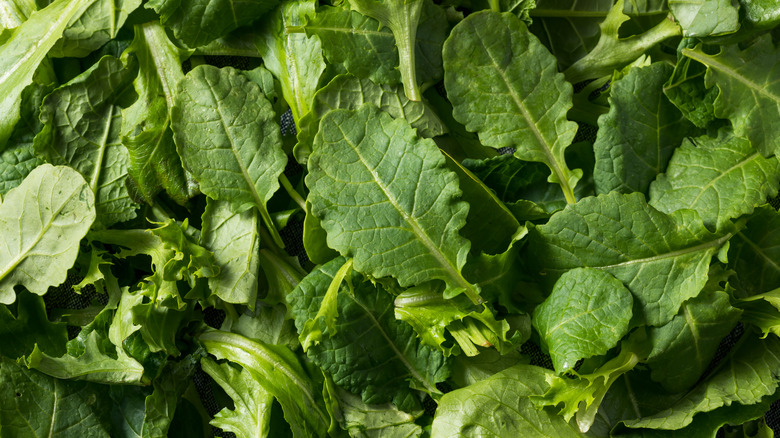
[624, 334, 780, 430]
[200, 198, 260, 308]
[306, 105, 480, 304]
[120, 21, 197, 205]
[336, 388, 423, 438]
[527, 192, 736, 326]
[740, 0, 780, 30]
[201, 358, 275, 438]
[34, 55, 138, 228]
[0, 0, 94, 149]
[199, 330, 333, 438]
[49, 0, 142, 58]
[0, 357, 112, 437]
[431, 364, 582, 438]
[728, 206, 780, 297]
[303, 200, 339, 265]
[294, 73, 447, 163]
[443, 11, 581, 203]
[533, 267, 633, 373]
[297, 258, 352, 352]
[172, 64, 287, 248]
[289, 257, 448, 410]
[669, 0, 739, 37]
[146, 0, 280, 48]
[594, 62, 698, 195]
[450, 348, 528, 388]
[649, 129, 780, 230]
[646, 289, 742, 393]
[254, 0, 325, 124]
[0, 164, 95, 304]
[682, 36, 780, 157]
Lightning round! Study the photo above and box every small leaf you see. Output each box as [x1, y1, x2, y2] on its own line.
[669, 0, 740, 37]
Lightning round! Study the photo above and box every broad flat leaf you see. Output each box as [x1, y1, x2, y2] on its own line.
[306, 105, 481, 304]
[624, 334, 780, 430]
[200, 198, 260, 308]
[200, 330, 333, 438]
[729, 207, 780, 297]
[0, 290, 67, 359]
[450, 349, 528, 387]
[430, 364, 582, 438]
[562, 0, 682, 83]
[146, 0, 280, 48]
[669, 0, 739, 37]
[336, 388, 423, 438]
[646, 289, 742, 393]
[289, 257, 448, 410]
[0, 164, 95, 304]
[526, 192, 736, 326]
[740, 0, 780, 29]
[443, 11, 581, 203]
[649, 129, 780, 230]
[0, 79, 50, 194]
[533, 267, 633, 373]
[682, 36, 780, 157]
[201, 358, 275, 438]
[294, 73, 447, 163]
[120, 21, 197, 205]
[0, 0, 94, 149]
[253, 0, 325, 124]
[594, 62, 698, 195]
[172, 65, 287, 248]
[664, 38, 719, 129]
[34, 55, 138, 228]
[394, 286, 521, 357]
[232, 303, 300, 350]
[0, 357, 112, 437]
[49, 0, 142, 58]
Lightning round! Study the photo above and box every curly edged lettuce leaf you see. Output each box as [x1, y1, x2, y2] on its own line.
[306, 104, 481, 304]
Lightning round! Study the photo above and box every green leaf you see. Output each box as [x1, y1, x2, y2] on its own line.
[0, 164, 96, 304]
[0, 357, 112, 437]
[728, 206, 780, 297]
[201, 358, 275, 438]
[431, 364, 582, 438]
[562, 0, 681, 83]
[34, 55, 138, 228]
[526, 192, 736, 326]
[200, 198, 260, 308]
[533, 267, 633, 373]
[594, 62, 698, 195]
[297, 258, 352, 352]
[394, 284, 520, 357]
[306, 105, 481, 303]
[649, 128, 780, 230]
[294, 73, 447, 164]
[120, 21, 197, 205]
[740, 0, 780, 30]
[624, 334, 780, 430]
[172, 64, 287, 248]
[450, 348, 528, 388]
[253, 0, 326, 124]
[682, 36, 780, 157]
[146, 0, 280, 48]
[49, 0, 142, 58]
[0, 0, 94, 149]
[289, 257, 448, 409]
[669, 0, 739, 37]
[199, 330, 333, 438]
[443, 11, 581, 203]
[335, 388, 423, 438]
[664, 38, 720, 129]
[0, 290, 67, 359]
[646, 289, 742, 393]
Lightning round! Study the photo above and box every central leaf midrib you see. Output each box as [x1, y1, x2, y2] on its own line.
[594, 232, 733, 270]
[351, 296, 438, 393]
[307, 24, 389, 37]
[683, 48, 780, 104]
[688, 151, 761, 207]
[335, 124, 479, 302]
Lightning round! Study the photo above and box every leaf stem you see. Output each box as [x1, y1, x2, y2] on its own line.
[279, 174, 306, 210]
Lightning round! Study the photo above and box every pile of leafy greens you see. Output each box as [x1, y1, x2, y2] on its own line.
[1, 0, 780, 436]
